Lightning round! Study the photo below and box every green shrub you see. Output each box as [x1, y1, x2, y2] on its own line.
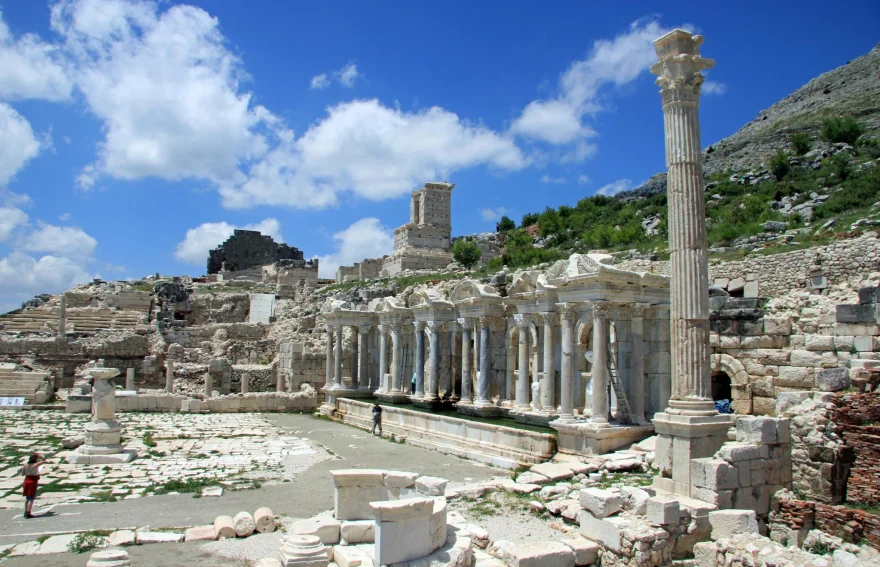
[68, 532, 109, 554]
[520, 213, 539, 227]
[791, 132, 811, 156]
[451, 239, 482, 269]
[770, 150, 790, 181]
[498, 216, 515, 231]
[820, 115, 865, 145]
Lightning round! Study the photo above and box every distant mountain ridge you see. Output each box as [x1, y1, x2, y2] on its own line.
[616, 42, 880, 202]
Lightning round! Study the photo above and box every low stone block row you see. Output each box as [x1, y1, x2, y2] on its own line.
[109, 391, 317, 413]
[493, 537, 599, 567]
[330, 469, 448, 521]
[211, 508, 275, 540]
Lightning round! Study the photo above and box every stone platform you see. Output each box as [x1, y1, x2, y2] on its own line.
[335, 398, 556, 469]
[374, 391, 412, 404]
[551, 420, 655, 456]
[456, 403, 502, 418]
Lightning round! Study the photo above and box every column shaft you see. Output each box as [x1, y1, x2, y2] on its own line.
[542, 314, 555, 411]
[390, 326, 402, 392]
[427, 322, 440, 400]
[325, 325, 333, 386]
[377, 325, 388, 393]
[350, 327, 359, 389]
[592, 306, 609, 425]
[516, 318, 530, 408]
[414, 322, 425, 396]
[475, 318, 491, 405]
[460, 319, 472, 404]
[559, 307, 574, 420]
[334, 325, 343, 388]
[631, 306, 647, 423]
[358, 327, 369, 390]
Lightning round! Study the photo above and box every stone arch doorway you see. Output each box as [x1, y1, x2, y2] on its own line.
[711, 371, 732, 401]
[710, 354, 751, 414]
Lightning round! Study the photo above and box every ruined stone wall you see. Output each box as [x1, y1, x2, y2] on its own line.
[185, 293, 250, 325]
[772, 498, 880, 549]
[275, 262, 319, 286]
[829, 391, 880, 505]
[277, 341, 326, 391]
[207, 229, 304, 274]
[617, 233, 880, 298]
[336, 265, 359, 283]
[358, 258, 384, 280]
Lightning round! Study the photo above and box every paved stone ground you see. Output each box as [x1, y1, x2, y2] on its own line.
[0, 411, 329, 510]
[0, 413, 502, 565]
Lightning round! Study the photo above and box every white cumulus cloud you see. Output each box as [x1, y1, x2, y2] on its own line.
[0, 206, 28, 241]
[0, 103, 43, 187]
[510, 18, 673, 161]
[479, 207, 508, 222]
[0, 251, 92, 313]
[336, 62, 359, 87]
[578, 174, 590, 185]
[21, 222, 97, 258]
[221, 99, 526, 208]
[318, 217, 393, 278]
[174, 217, 283, 266]
[595, 178, 632, 196]
[541, 174, 566, 184]
[310, 73, 330, 90]
[702, 80, 726, 95]
[0, 9, 72, 101]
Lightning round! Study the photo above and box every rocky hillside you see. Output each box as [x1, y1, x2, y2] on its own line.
[617, 42, 880, 202]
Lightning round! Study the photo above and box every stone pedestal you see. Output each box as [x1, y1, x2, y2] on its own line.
[278, 534, 329, 567]
[87, 549, 132, 567]
[652, 412, 733, 497]
[67, 367, 137, 465]
[125, 368, 135, 391]
[371, 497, 435, 565]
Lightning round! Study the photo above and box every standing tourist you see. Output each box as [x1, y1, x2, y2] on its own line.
[21, 452, 46, 518]
[371, 403, 383, 435]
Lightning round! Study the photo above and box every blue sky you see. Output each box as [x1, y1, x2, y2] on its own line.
[0, 0, 877, 312]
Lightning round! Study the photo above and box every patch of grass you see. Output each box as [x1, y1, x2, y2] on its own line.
[89, 490, 117, 503]
[844, 502, 880, 516]
[143, 432, 157, 448]
[510, 464, 530, 480]
[145, 477, 221, 498]
[67, 531, 110, 554]
[595, 472, 653, 489]
[807, 541, 832, 556]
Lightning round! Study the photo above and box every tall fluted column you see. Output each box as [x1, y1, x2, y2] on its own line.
[652, 29, 717, 416]
[358, 326, 370, 390]
[558, 305, 575, 421]
[350, 326, 359, 389]
[475, 317, 492, 406]
[514, 315, 530, 409]
[449, 321, 460, 400]
[390, 325, 402, 393]
[377, 325, 388, 393]
[426, 321, 440, 401]
[631, 304, 648, 424]
[334, 324, 343, 388]
[542, 313, 555, 411]
[414, 322, 426, 397]
[591, 304, 609, 425]
[473, 321, 481, 388]
[325, 324, 334, 387]
[458, 318, 472, 405]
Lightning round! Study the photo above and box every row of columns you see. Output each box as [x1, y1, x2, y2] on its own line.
[323, 303, 652, 424]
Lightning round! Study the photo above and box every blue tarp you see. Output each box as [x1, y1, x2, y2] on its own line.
[715, 399, 733, 414]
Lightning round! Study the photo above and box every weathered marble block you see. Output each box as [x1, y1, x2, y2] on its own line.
[371, 497, 434, 565]
[331, 469, 387, 521]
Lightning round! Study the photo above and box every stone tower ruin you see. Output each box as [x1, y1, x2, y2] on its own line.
[382, 182, 455, 276]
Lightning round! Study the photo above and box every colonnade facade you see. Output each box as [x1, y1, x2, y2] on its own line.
[320, 257, 672, 430]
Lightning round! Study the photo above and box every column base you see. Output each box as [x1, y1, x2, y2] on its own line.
[652, 411, 735, 498]
[513, 410, 560, 427]
[459, 402, 501, 418]
[375, 391, 411, 404]
[411, 395, 448, 411]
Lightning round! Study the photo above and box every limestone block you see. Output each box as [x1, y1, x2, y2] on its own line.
[255, 507, 275, 533]
[816, 367, 850, 392]
[529, 462, 575, 482]
[728, 278, 745, 293]
[854, 336, 874, 352]
[136, 531, 183, 544]
[505, 541, 575, 567]
[516, 471, 550, 485]
[776, 392, 811, 415]
[789, 350, 821, 367]
[384, 470, 418, 489]
[709, 509, 758, 540]
[579, 488, 621, 518]
[233, 511, 256, 537]
[107, 530, 136, 546]
[214, 515, 236, 539]
[690, 458, 739, 490]
[646, 496, 680, 525]
[340, 520, 374, 544]
[292, 516, 340, 545]
[692, 541, 718, 567]
[416, 475, 449, 497]
[763, 318, 792, 336]
[86, 550, 132, 567]
[430, 498, 448, 551]
[577, 511, 629, 553]
[690, 487, 733, 509]
[332, 546, 363, 567]
[559, 538, 599, 567]
[776, 365, 814, 388]
[620, 486, 651, 515]
[717, 443, 768, 463]
[805, 335, 835, 351]
[332, 469, 388, 520]
[184, 525, 216, 542]
[736, 416, 777, 444]
[371, 498, 433, 565]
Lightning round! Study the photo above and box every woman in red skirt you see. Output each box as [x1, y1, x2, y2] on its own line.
[21, 452, 45, 519]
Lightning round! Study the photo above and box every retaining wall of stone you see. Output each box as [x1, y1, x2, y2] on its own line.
[829, 392, 880, 505]
[111, 389, 317, 413]
[772, 497, 880, 549]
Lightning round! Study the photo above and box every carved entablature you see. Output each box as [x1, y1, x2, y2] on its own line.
[450, 279, 503, 318]
[410, 289, 455, 322]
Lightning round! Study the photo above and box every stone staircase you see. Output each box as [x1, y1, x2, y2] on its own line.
[0, 364, 52, 404]
[0, 308, 143, 333]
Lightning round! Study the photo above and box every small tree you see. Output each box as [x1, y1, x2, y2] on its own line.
[498, 216, 515, 231]
[451, 239, 482, 270]
[791, 132, 811, 156]
[770, 150, 790, 181]
[820, 115, 864, 145]
[521, 212, 539, 227]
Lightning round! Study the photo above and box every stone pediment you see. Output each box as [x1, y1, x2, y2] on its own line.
[320, 299, 349, 314]
[508, 271, 539, 297]
[545, 254, 611, 282]
[409, 289, 453, 309]
[449, 279, 501, 303]
[370, 296, 407, 313]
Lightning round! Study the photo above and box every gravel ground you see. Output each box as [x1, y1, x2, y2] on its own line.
[448, 491, 572, 544]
